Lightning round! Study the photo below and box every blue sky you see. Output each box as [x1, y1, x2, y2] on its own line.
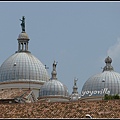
[0, 1, 120, 94]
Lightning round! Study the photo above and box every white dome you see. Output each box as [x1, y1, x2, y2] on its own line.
[39, 79, 69, 97]
[0, 52, 50, 83]
[39, 61, 69, 101]
[81, 56, 120, 99]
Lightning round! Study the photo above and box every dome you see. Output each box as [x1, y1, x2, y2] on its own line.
[81, 56, 120, 99]
[39, 61, 69, 100]
[18, 32, 29, 40]
[105, 56, 112, 63]
[0, 16, 50, 99]
[0, 16, 49, 83]
[0, 52, 49, 83]
[39, 79, 69, 97]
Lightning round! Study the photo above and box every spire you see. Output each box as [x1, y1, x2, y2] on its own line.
[102, 56, 114, 72]
[17, 16, 30, 53]
[51, 61, 57, 80]
[72, 78, 78, 94]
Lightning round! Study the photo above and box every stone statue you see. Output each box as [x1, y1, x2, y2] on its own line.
[74, 78, 78, 86]
[20, 16, 25, 32]
[53, 61, 58, 70]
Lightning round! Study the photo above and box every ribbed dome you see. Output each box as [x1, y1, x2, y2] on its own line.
[39, 61, 69, 98]
[81, 56, 120, 98]
[0, 16, 50, 99]
[0, 16, 49, 83]
[0, 52, 50, 83]
[39, 79, 69, 97]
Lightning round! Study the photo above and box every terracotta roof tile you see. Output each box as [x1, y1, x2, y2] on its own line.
[0, 99, 119, 118]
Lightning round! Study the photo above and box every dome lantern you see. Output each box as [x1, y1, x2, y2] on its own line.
[17, 16, 30, 53]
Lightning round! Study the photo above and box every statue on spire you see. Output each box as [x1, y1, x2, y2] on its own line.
[74, 78, 78, 86]
[53, 61, 57, 71]
[20, 16, 25, 32]
[51, 61, 58, 80]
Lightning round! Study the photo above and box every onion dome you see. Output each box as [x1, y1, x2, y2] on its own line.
[81, 56, 120, 100]
[102, 56, 114, 72]
[0, 16, 49, 83]
[69, 78, 81, 101]
[39, 61, 69, 101]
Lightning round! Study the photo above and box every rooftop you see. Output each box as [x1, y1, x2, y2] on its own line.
[0, 100, 119, 118]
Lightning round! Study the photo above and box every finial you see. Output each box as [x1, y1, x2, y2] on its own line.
[102, 56, 114, 72]
[105, 56, 112, 63]
[20, 16, 25, 32]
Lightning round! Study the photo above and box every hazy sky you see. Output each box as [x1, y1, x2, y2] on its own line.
[0, 1, 120, 94]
